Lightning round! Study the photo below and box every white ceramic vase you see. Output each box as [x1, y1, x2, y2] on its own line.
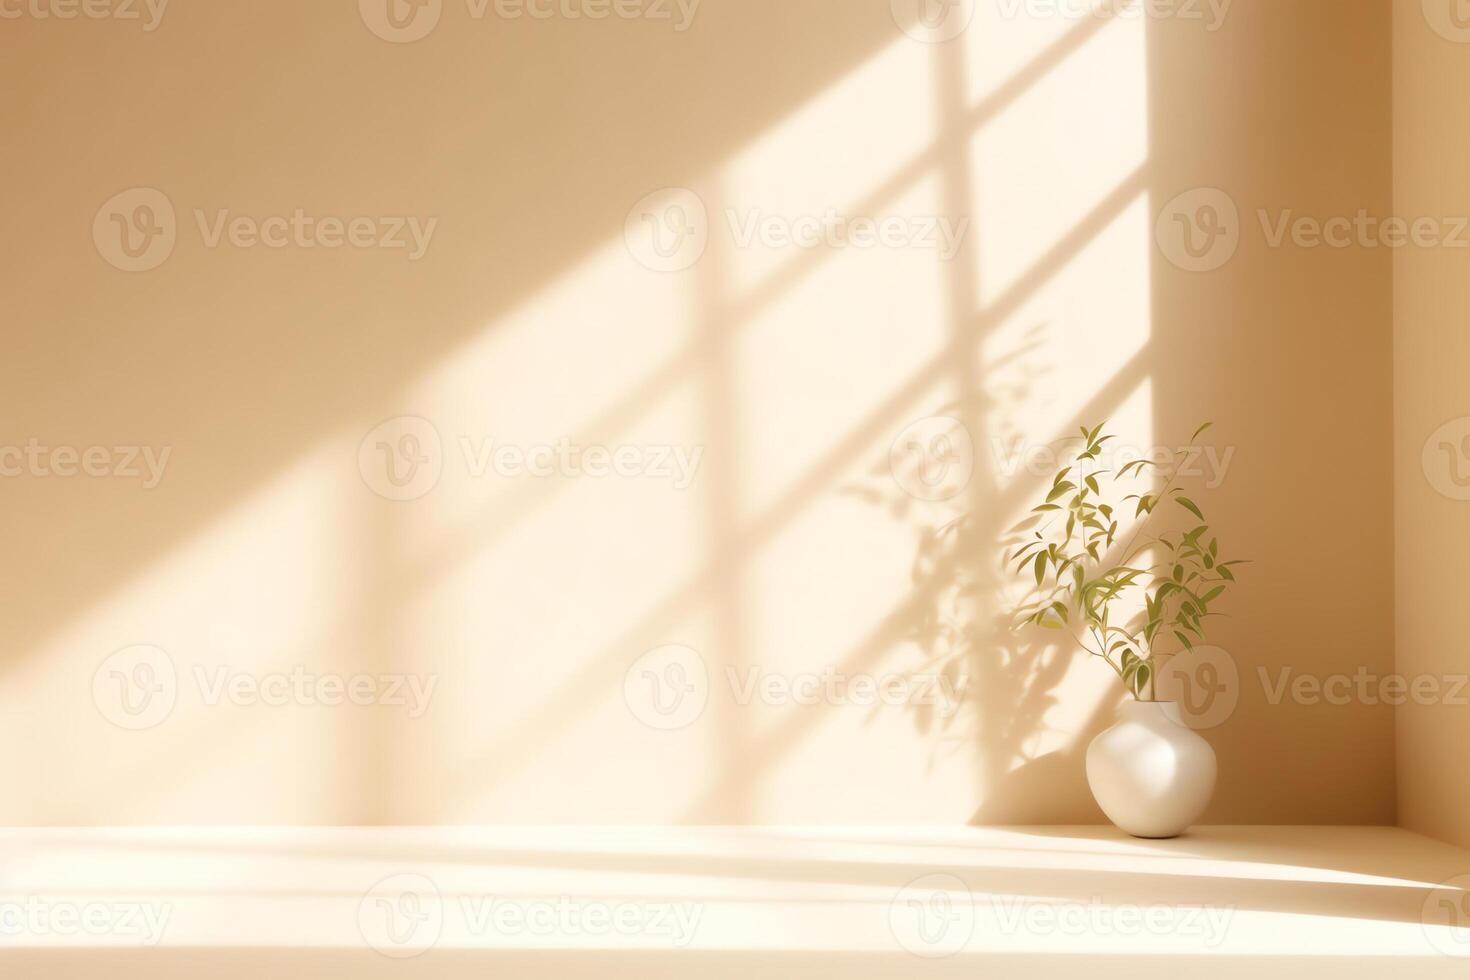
[1086, 700, 1216, 839]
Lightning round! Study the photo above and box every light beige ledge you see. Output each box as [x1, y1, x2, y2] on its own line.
[0, 825, 1466, 977]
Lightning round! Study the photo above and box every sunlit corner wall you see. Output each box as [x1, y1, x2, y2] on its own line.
[1394, 0, 1470, 850]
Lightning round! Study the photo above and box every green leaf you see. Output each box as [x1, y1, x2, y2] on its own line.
[1176, 496, 1205, 520]
[1034, 552, 1047, 586]
[1132, 662, 1151, 697]
[1191, 422, 1213, 441]
[1046, 481, 1077, 503]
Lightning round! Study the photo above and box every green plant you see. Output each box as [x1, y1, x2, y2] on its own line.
[1006, 422, 1246, 700]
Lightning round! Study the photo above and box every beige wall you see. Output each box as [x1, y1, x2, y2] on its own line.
[1, 0, 1392, 825]
[1394, 0, 1470, 850]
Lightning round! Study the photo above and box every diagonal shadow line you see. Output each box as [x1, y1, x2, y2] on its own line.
[725, 12, 1116, 332]
[688, 171, 755, 822]
[405, 344, 696, 585]
[444, 167, 1152, 804]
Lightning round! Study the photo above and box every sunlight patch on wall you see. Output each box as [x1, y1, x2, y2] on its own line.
[970, 10, 1149, 305]
[733, 170, 957, 522]
[720, 36, 941, 295]
[0, 443, 358, 822]
[982, 190, 1153, 520]
[966, 0, 1106, 104]
[383, 240, 712, 820]
[402, 238, 695, 564]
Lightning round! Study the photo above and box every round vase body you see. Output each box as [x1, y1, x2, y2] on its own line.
[1086, 700, 1216, 839]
